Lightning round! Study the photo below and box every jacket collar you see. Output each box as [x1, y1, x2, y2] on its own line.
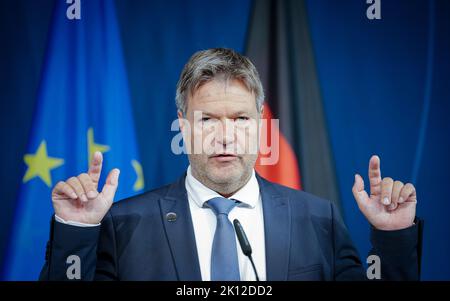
[159, 172, 291, 281]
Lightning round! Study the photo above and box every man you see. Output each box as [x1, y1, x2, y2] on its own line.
[40, 48, 421, 281]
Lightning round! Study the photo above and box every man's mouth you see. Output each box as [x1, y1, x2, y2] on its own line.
[210, 154, 238, 162]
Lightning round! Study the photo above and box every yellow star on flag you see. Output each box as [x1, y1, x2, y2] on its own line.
[23, 140, 64, 187]
[131, 159, 144, 191]
[87, 127, 110, 164]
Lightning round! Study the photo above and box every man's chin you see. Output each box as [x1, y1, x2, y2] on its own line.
[207, 168, 241, 184]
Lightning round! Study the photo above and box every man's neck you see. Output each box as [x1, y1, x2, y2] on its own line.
[190, 167, 253, 198]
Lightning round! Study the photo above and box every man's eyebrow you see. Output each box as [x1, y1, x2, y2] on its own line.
[199, 110, 250, 117]
[198, 111, 217, 118]
[232, 111, 250, 116]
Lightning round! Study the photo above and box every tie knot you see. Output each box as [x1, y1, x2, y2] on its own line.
[206, 197, 238, 216]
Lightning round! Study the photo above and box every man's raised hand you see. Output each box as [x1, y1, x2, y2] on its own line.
[51, 151, 120, 224]
[352, 155, 417, 231]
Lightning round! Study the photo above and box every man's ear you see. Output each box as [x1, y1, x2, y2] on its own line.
[177, 110, 184, 132]
[178, 110, 193, 154]
[257, 104, 265, 143]
[258, 104, 265, 126]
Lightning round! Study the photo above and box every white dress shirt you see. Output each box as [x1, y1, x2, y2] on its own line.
[185, 166, 266, 281]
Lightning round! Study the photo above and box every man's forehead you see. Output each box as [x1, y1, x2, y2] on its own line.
[193, 79, 253, 100]
[190, 94, 256, 116]
[194, 94, 252, 105]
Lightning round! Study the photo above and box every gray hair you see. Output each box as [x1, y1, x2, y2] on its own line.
[175, 48, 264, 115]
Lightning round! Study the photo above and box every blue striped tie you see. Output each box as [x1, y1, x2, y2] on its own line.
[206, 197, 240, 281]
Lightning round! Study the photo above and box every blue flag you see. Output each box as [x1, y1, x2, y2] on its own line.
[2, 0, 144, 280]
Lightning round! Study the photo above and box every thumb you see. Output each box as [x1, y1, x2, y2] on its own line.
[101, 168, 120, 202]
[352, 174, 369, 209]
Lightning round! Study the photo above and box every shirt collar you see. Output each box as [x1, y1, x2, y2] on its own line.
[185, 165, 260, 209]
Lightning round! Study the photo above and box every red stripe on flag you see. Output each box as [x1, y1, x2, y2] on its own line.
[255, 105, 302, 190]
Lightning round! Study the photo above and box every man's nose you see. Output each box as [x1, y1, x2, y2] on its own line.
[216, 119, 235, 146]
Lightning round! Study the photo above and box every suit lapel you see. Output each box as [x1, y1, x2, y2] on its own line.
[159, 174, 202, 281]
[257, 174, 291, 281]
[158, 172, 291, 281]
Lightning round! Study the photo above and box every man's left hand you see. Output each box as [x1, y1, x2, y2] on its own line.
[352, 155, 417, 231]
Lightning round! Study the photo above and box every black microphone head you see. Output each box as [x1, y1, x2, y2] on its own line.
[233, 219, 252, 256]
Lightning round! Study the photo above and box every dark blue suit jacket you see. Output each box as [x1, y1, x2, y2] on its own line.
[40, 173, 422, 281]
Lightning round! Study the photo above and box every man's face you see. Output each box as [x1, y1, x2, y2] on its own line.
[178, 78, 261, 195]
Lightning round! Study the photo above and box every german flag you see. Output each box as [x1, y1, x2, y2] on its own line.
[247, 0, 341, 210]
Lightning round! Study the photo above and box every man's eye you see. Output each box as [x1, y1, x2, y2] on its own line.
[201, 117, 211, 122]
[236, 116, 249, 121]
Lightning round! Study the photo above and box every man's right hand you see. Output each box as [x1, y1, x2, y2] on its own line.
[51, 151, 120, 224]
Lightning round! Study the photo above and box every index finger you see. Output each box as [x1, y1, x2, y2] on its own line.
[88, 151, 103, 190]
[368, 155, 382, 197]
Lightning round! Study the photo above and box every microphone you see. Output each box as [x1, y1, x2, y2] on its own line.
[233, 219, 260, 281]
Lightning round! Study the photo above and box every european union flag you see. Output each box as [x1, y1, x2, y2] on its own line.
[2, 0, 144, 280]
